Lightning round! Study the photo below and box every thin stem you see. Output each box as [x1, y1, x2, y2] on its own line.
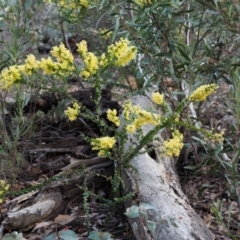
[59, 17, 85, 89]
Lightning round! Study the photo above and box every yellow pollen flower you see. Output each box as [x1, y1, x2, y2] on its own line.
[83, 52, 99, 73]
[23, 54, 40, 75]
[80, 52, 99, 79]
[80, 70, 90, 79]
[126, 124, 136, 133]
[123, 100, 133, 121]
[134, 109, 161, 127]
[0, 65, 22, 89]
[107, 109, 120, 126]
[189, 84, 218, 102]
[0, 180, 9, 203]
[99, 28, 112, 40]
[91, 136, 116, 157]
[207, 131, 224, 143]
[45, 0, 90, 17]
[99, 53, 108, 68]
[108, 38, 137, 66]
[80, 0, 89, 7]
[77, 40, 88, 57]
[51, 42, 74, 63]
[152, 92, 164, 105]
[64, 102, 81, 121]
[39, 57, 57, 75]
[162, 130, 183, 157]
[123, 100, 161, 128]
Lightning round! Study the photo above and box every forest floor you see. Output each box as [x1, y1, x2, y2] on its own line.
[0, 79, 238, 240]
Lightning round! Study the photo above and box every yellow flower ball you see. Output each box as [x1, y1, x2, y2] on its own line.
[126, 124, 136, 133]
[107, 109, 120, 126]
[64, 102, 81, 121]
[151, 92, 164, 105]
[91, 136, 116, 157]
[162, 130, 183, 157]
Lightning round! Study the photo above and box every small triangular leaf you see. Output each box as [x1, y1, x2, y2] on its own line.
[124, 205, 140, 218]
[88, 231, 100, 240]
[146, 220, 157, 233]
[43, 233, 57, 240]
[139, 203, 158, 211]
[58, 229, 78, 240]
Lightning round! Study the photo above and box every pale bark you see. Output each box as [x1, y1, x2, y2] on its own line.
[122, 94, 214, 240]
[1, 161, 113, 231]
[2, 192, 64, 230]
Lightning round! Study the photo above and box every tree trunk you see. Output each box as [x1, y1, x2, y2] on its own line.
[122, 94, 214, 240]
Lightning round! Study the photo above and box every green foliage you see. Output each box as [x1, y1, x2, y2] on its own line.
[88, 230, 114, 240]
[125, 203, 180, 234]
[44, 229, 78, 240]
[210, 199, 239, 240]
[0, 0, 240, 237]
[1, 232, 24, 240]
[124, 205, 140, 218]
[124, 203, 158, 219]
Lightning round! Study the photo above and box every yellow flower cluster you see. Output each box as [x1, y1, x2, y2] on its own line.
[134, 109, 161, 128]
[134, 0, 152, 6]
[45, 0, 89, 9]
[77, 40, 99, 79]
[189, 84, 218, 102]
[39, 57, 57, 75]
[212, 132, 224, 143]
[51, 42, 74, 63]
[18, 54, 40, 75]
[123, 100, 161, 133]
[99, 28, 112, 40]
[108, 38, 137, 66]
[107, 109, 120, 126]
[0, 46, 74, 88]
[75, 38, 137, 78]
[64, 102, 81, 121]
[0, 180, 9, 204]
[162, 130, 183, 157]
[91, 136, 116, 157]
[79, 0, 89, 7]
[80, 52, 99, 79]
[37, 43, 74, 77]
[126, 124, 136, 133]
[151, 92, 164, 105]
[44, 0, 90, 22]
[77, 40, 88, 57]
[206, 131, 224, 143]
[0, 38, 137, 89]
[0, 65, 22, 89]
[123, 100, 136, 121]
[49, 42, 75, 76]
[99, 53, 108, 68]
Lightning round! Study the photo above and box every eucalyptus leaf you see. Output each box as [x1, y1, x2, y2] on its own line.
[88, 230, 113, 240]
[88, 231, 100, 240]
[124, 205, 140, 218]
[146, 220, 157, 233]
[140, 203, 158, 211]
[1, 232, 24, 240]
[58, 229, 78, 240]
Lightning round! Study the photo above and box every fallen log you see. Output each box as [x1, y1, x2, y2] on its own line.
[2, 191, 64, 230]
[122, 94, 214, 240]
[1, 161, 113, 231]
[1, 90, 214, 239]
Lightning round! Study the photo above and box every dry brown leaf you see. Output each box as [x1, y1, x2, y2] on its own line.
[33, 221, 54, 231]
[203, 214, 212, 225]
[54, 214, 76, 225]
